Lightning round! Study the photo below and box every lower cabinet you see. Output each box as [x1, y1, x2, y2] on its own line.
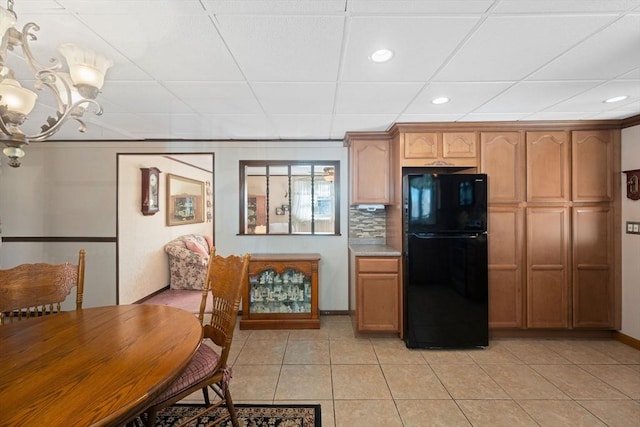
[353, 256, 401, 334]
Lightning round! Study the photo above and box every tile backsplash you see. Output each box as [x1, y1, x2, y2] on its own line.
[348, 207, 386, 239]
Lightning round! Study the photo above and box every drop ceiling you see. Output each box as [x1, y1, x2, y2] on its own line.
[10, 0, 640, 141]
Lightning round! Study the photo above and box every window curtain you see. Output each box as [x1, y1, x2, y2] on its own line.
[291, 177, 312, 232]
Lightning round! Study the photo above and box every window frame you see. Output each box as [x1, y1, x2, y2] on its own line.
[239, 160, 340, 236]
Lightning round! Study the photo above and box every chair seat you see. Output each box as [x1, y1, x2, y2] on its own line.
[152, 343, 220, 404]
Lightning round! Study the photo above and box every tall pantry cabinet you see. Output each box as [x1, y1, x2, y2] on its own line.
[481, 128, 620, 330]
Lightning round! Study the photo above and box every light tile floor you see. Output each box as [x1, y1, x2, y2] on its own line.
[182, 315, 640, 426]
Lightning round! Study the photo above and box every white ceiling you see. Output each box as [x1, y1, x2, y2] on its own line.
[9, 0, 640, 141]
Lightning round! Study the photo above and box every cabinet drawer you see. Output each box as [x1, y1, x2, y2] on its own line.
[357, 257, 399, 273]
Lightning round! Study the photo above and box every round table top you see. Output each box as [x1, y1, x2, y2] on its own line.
[0, 304, 203, 427]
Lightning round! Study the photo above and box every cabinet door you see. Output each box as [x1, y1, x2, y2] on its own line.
[572, 130, 613, 202]
[403, 132, 440, 159]
[480, 131, 525, 204]
[572, 206, 614, 328]
[526, 207, 570, 328]
[527, 132, 570, 202]
[357, 273, 399, 332]
[350, 138, 391, 204]
[488, 207, 524, 328]
[442, 132, 477, 159]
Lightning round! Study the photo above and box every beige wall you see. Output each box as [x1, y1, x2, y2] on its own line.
[621, 124, 640, 340]
[0, 140, 348, 311]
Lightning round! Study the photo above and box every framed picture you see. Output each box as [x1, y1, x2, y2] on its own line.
[166, 173, 205, 226]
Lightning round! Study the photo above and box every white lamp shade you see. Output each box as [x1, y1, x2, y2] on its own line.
[0, 6, 17, 38]
[0, 78, 38, 115]
[58, 44, 113, 90]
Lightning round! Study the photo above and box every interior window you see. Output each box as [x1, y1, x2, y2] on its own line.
[240, 161, 340, 235]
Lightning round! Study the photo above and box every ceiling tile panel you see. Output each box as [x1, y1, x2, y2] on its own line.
[214, 15, 345, 82]
[405, 82, 514, 114]
[494, 0, 640, 13]
[163, 82, 263, 114]
[335, 83, 424, 114]
[396, 113, 467, 123]
[474, 81, 603, 113]
[435, 14, 617, 81]
[544, 80, 640, 112]
[342, 16, 480, 82]
[252, 83, 336, 114]
[206, 115, 278, 139]
[348, 0, 494, 14]
[330, 114, 397, 138]
[77, 14, 244, 81]
[270, 115, 333, 138]
[58, 1, 207, 15]
[202, 0, 347, 14]
[530, 15, 640, 80]
[97, 82, 193, 114]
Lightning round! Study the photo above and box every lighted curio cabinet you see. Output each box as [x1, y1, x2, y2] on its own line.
[240, 253, 320, 329]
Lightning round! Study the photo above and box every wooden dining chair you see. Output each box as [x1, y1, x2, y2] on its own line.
[142, 249, 250, 427]
[0, 249, 86, 325]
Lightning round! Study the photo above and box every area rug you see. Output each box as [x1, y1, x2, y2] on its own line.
[144, 403, 321, 427]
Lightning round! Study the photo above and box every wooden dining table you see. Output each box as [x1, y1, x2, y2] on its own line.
[0, 304, 203, 427]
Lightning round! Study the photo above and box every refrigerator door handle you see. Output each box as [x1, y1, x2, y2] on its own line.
[409, 233, 484, 239]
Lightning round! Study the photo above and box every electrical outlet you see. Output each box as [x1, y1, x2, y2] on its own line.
[626, 221, 640, 235]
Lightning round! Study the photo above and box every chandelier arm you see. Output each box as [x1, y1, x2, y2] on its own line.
[37, 70, 72, 112]
[26, 99, 102, 142]
[19, 22, 62, 76]
[0, 111, 12, 136]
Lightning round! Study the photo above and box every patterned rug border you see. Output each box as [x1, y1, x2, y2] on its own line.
[154, 403, 321, 427]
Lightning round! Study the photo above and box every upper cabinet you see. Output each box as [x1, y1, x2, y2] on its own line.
[480, 131, 525, 204]
[344, 133, 392, 205]
[526, 131, 571, 202]
[572, 130, 614, 202]
[401, 131, 477, 167]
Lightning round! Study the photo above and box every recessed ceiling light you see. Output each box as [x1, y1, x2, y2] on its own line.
[431, 97, 450, 105]
[604, 95, 628, 103]
[369, 49, 394, 63]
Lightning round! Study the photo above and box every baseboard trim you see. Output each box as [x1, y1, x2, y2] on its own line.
[134, 286, 170, 304]
[319, 310, 349, 316]
[490, 329, 615, 339]
[613, 331, 640, 350]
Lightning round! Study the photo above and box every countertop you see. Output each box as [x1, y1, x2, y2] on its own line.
[349, 243, 402, 257]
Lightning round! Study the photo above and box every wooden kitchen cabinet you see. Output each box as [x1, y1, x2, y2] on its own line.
[344, 134, 392, 205]
[572, 206, 615, 328]
[526, 131, 571, 203]
[481, 132, 526, 328]
[354, 256, 401, 333]
[481, 131, 525, 204]
[526, 207, 571, 328]
[402, 131, 477, 167]
[487, 206, 525, 328]
[240, 253, 320, 329]
[572, 130, 614, 202]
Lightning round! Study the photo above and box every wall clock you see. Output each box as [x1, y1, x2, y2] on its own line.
[141, 167, 161, 215]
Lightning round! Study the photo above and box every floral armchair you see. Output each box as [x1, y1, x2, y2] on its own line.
[164, 234, 213, 290]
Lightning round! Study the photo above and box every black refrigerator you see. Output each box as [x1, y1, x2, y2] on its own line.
[403, 172, 488, 348]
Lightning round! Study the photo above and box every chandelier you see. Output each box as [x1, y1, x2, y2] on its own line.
[0, 0, 112, 167]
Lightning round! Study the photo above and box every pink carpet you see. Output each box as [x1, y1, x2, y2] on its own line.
[141, 289, 212, 314]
